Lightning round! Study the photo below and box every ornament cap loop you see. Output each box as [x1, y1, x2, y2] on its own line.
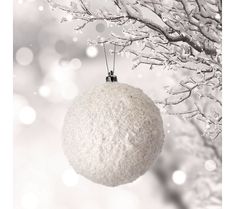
[106, 70, 117, 82]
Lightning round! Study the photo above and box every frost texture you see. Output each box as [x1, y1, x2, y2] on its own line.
[63, 82, 164, 186]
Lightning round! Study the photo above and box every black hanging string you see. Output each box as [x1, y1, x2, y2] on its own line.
[103, 43, 110, 75]
[113, 44, 116, 74]
[103, 43, 118, 82]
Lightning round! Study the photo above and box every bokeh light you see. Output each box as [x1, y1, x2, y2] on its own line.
[49, 64, 72, 82]
[21, 193, 39, 209]
[53, 69, 67, 82]
[172, 170, 187, 185]
[70, 58, 82, 69]
[86, 46, 98, 58]
[61, 82, 78, 100]
[205, 160, 217, 171]
[55, 40, 67, 54]
[66, 14, 73, 21]
[72, 36, 78, 42]
[38, 85, 51, 97]
[14, 94, 28, 123]
[16, 47, 34, 66]
[18, 105, 36, 125]
[62, 168, 79, 187]
[96, 23, 106, 33]
[59, 58, 69, 67]
[38, 6, 44, 11]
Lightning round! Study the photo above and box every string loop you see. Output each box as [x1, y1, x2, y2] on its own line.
[103, 43, 110, 75]
[103, 43, 118, 82]
[113, 44, 116, 74]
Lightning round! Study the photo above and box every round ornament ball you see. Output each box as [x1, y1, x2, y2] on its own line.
[63, 82, 164, 186]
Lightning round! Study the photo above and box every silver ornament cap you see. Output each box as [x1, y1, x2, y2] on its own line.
[63, 82, 164, 186]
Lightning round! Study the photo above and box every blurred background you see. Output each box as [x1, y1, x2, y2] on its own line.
[13, 0, 221, 209]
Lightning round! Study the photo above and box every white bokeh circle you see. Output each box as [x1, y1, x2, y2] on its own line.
[61, 82, 78, 100]
[18, 106, 36, 125]
[38, 6, 44, 11]
[86, 46, 98, 58]
[172, 170, 186, 185]
[70, 58, 82, 69]
[39, 85, 51, 97]
[205, 160, 217, 171]
[16, 47, 34, 66]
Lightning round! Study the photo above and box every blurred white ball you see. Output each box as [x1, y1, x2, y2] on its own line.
[86, 46, 98, 58]
[70, 58, 82, 69]
[205, 160, 217, 171]
[72, 36, 78, 42]
[63, 82, 164, 186]
[39, 85, 51, 97]
[172, 170, 186, 185]
[66, 14, 73, 21]
[38, 6, 44, 11]
[16, 47, 34, 66]
[18, 106, 36, 125]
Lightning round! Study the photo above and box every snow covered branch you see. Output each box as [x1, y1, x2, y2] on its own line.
[47, 0, 222, 140]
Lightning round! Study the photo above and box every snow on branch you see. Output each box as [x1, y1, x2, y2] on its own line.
[47, 0, 222, 140]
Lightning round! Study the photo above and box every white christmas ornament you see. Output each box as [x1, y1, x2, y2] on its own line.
[63, 82, 164, 186]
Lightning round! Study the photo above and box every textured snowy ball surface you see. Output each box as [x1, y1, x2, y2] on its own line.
[63, 82, 164, 186]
